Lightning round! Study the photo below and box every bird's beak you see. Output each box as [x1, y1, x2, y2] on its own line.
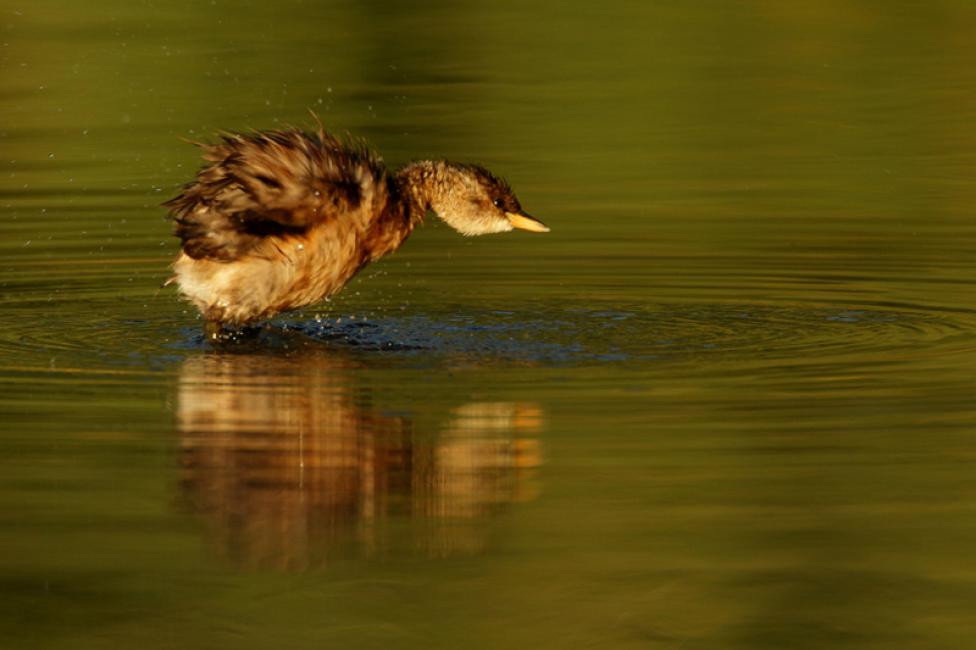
[506, 212, 550, 233]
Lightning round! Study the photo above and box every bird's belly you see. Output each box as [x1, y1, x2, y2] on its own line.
[173, 227, 364, 324]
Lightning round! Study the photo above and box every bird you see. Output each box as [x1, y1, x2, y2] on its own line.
[163, 125, 549, 334]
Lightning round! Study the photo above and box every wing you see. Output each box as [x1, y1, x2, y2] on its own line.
[164, 129, 383, 261]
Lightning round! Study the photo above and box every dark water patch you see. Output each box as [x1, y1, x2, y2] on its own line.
[172, 315, 585, 365]
[299, 314, 586, 363]
[0, 299, 969, 375]
[151, 303, 976, 369]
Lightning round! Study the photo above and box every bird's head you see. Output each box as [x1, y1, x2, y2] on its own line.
[406, 162, 549, 236]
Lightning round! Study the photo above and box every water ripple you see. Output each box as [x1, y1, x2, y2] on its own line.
[0, 299, 970, 370]
[183, 304, 974, 366]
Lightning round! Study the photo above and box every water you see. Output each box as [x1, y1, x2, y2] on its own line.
[3, 2, 976, 648]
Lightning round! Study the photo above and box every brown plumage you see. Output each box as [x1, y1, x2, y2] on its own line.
[164, 126, 548, 328]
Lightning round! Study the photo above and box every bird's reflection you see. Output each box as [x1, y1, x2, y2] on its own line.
[176, 351, 543, 568]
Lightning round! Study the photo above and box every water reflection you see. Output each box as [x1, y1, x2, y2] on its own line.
[176, 351, 543, 568]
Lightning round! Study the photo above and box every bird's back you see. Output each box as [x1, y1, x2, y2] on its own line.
[165, 129, 386, 262]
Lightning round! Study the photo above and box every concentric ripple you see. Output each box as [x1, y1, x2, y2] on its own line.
[180, 303, 975, 366]
[1, 294, 972, 370]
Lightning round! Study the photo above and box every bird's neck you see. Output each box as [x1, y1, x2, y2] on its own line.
[360, 161, 444, 263]
[394, 160, 447, 225]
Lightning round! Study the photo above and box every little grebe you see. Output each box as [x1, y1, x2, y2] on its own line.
[164, 126, 548, 330]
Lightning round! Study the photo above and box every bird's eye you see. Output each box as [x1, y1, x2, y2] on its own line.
[493, 198, 504, 209]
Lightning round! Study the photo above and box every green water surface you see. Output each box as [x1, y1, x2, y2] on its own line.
[2, 2, 976, 648]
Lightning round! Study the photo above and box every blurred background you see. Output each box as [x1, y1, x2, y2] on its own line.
[2, 2, 976, 648]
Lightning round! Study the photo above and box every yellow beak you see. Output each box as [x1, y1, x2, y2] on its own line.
[506, 212, 550, 233]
